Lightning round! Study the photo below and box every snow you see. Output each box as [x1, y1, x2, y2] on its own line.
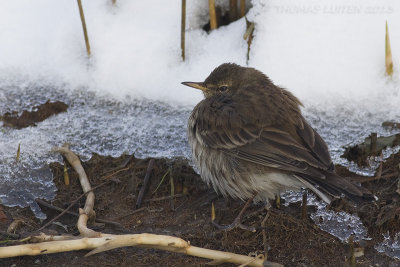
[0, 1, 398, 105]
[247, 0, 400, 107]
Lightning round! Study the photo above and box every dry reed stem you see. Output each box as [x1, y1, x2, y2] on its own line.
[77, 0, 91, 56]
[209, 0, 217, 30]
[16, 144, 20, 162]
[385, 21, 393, 77]
[240, 0, 246, 17]
[181, 0, 186, 61]
[229, 0, 238, 21]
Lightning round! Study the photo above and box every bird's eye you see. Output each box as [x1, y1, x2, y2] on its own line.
[218, 86, 228, 92]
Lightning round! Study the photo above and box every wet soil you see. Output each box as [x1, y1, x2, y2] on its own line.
[1, 151, 400, 267]
[1, 100, 68, 129]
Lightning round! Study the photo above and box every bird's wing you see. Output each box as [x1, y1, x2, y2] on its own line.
[295, 118, 334, 170]
[194, 101, 333, 179]
[224, 123, 332, 179]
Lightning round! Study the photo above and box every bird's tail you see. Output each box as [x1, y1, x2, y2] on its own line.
[295, 172, 373, 204]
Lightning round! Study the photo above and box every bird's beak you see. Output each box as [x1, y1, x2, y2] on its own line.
[181, 82, 208, 92]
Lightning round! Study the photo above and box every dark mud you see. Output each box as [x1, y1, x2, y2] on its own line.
[1, 100, 68, 129]
[1, 151, 400, 266]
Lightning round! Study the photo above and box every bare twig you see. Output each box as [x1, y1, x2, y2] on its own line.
[238, 254, 265, 267]
[101, 155, 134, 176]
[370, 132, 377, 153]
[116, 207, 146, 220]
[152, 168, 170, 194]
[349, 235, 356, 267]
[301, 192, 308, 220]
[35, 180, 120, 233]
[102, 167, 129, 180]
[0, 231, 19, 239]
[170, 170, 175, 210]
[261, 209, 271, 259]
[36, 200, 122, 230]
[30, 233, 76, 243]
[145, 193, 185, 203]
[136, 159, 155, 209]
[376, 152, 384, 180]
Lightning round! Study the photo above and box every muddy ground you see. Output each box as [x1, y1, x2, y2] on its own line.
[0, 151, 400, 266]
[1, 102, 400, 266]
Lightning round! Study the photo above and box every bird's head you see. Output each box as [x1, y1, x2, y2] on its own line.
[182, 63, 270, 98]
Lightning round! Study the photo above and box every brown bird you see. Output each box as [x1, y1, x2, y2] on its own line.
[182, 63, 371, 230]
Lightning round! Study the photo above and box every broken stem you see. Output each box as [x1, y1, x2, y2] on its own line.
[209, 0, 217, 30]
[136, 159, 155, 209]
[77, 0, 91, 57]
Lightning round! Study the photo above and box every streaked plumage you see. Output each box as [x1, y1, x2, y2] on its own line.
[183, 63, 370, 204]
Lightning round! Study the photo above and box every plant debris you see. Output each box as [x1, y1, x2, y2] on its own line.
[382, 121, 400, 130]
[1, 100, 68, 129]
[341, 132, 400, 166]
[1, 151, 400, 266]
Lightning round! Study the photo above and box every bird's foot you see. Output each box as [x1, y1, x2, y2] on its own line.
[211, 194, 257, 232]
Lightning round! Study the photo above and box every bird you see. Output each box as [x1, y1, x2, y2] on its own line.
[182, 63, 371, 230]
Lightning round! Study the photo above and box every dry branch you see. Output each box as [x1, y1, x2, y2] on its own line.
[53, 144, 100, 237]
[136, 159, 155, 208]
[0, 233, 267, 266]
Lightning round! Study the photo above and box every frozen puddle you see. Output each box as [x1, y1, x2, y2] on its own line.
[282, 191, 370, 242]
[0, 85, 191, 219]
[376, 232, 400, 260]
[284, 191, 400, 260]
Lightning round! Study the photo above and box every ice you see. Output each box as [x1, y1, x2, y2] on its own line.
[282, 191, 370, 242]
[0, 85, 191, 218]
[375, 232, 400, 260]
